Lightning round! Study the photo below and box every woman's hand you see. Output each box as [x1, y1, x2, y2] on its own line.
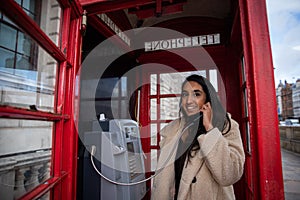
[200, 102, 214, 131]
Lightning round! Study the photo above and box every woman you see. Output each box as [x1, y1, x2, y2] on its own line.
[151, 74, 245, 200]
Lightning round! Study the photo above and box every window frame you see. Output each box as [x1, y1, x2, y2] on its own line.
[0, 0, 83, 199]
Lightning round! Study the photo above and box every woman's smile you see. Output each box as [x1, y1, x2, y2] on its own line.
[185, 105, 200, 114]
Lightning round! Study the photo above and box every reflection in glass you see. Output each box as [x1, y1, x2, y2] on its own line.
[95, 77, 129, 119]
[160, 97, 180, 120]
[97, 78, 119, 98]
[0, 47, 57, 112]
[151, 99, 157, 120]
[121, 77, 127, 97]
[0, 118, 53, 199]
[95, 100, 117, 119]
[151, 123, 157, 145]
[151, 149, 157, 171]
[14, 0, 62, 46]
[121, 100, 129, 119]
[17, 32, 33, 57]
[96, 77, 128, 98]
[0, 48, 15, 68]
[150, 74, 157, 95]
[160, 71, 206, 95]
[0, 23, 17, 50]
[0, 11, 58, 112]
[209, 69, 218, 92]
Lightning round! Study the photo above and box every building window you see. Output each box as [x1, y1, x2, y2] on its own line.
[0, 1, 61, 111]
[0, 22, 37, 71]
[0, 0, 42, 71]
[0, 25, 58, 111]
[15, 0, 41, 22]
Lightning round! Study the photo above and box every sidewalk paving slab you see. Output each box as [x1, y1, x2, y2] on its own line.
[281, 148, 300, 200]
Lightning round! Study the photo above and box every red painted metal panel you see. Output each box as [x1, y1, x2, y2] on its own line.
[58, 0, 71, 8]
[82, 0, 155, 15]
[156, 0, 162, 15]
[239, 2, 258, 200]
[61, 17, 82, 200]
[152, 16, 228, 38]
[52, 6, 82, 200]
[0, 106, 68, 121]
[59, 0, 83, 18]
[79, 0, 113, 6]
[52, 7, 71, 200]
[19, 176, 64, 200]
[106, 11, 133, 30]
[239, 0, 284, 199]
[129, 2, 184, 19]
[52, 61, 68, 199]
[139, 71, 152, 200]
[0, 0, 66, 62]
[139, 73, 151, 171]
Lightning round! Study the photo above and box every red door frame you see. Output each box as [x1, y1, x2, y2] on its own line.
[239, 0, 284, 199]
[0, 0, 83, 199]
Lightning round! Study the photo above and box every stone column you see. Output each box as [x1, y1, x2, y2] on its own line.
[14, 167, 28, 199]
[25, 164, 43, 191]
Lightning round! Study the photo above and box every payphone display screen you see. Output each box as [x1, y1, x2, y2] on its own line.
[127, 142, 134, 152]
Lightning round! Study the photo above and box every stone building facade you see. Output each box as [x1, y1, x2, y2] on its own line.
[0, 0, 61, 199]
[277, 79, 300, 121]
[293, 79, 300, 118]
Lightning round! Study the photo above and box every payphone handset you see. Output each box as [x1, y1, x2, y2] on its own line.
[90, 115, 202, 186]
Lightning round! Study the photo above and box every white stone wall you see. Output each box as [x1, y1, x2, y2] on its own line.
[0, 119, 53, 156]
[280, 125, 300, 153]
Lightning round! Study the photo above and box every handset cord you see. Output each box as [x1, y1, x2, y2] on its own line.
[90, 118, 198, 186]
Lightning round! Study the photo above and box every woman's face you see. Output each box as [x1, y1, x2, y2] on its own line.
[181, 81, 207, 116]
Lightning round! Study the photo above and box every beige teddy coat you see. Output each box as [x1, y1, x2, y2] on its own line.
[151, 115, 245, 200]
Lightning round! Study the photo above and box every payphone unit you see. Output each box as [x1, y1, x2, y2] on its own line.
[83, 119, 146, 200]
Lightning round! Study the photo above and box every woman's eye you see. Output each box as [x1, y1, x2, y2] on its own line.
[194, 92, 201, 97]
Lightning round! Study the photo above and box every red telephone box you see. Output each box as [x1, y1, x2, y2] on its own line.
[0, 0, 284, 200]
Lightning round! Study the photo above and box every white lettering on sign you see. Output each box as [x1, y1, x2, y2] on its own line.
[97, 13, 131, 46]
[144, 34, 220, 52]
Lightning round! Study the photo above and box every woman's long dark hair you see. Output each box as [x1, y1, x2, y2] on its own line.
[179, 74, 231, 162]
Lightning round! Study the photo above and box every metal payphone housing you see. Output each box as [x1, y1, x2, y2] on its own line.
[83, 119, 146, 200]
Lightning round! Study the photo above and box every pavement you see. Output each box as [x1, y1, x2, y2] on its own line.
[281, 148, 300, 200]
